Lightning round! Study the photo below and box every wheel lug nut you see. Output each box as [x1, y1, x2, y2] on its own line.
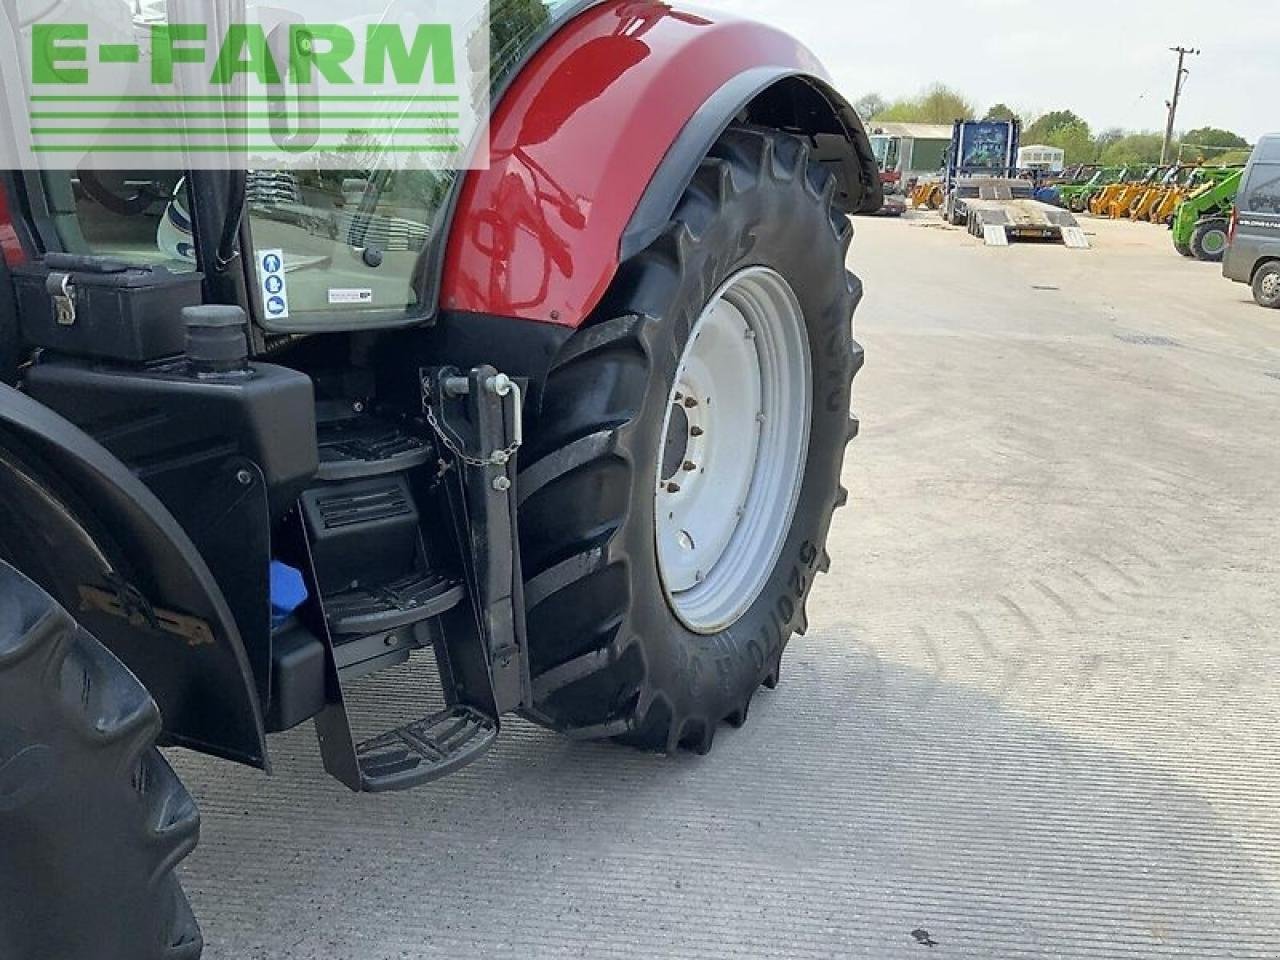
[683, 397, 697, 409]
[666, 482, 681, 493]
[682, 460, 696, 472]
[689, 426, 704, 437]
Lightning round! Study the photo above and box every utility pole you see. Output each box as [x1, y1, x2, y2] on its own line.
[1161, 45, 1200, 164]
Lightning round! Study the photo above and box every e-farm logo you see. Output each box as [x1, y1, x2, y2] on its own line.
[10, 1, 488, 170]
[33, 23, 458, 88]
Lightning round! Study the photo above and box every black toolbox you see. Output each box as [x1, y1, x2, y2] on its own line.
[14, 253, 203, 362]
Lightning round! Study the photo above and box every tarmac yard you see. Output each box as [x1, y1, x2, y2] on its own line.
[171, 213, 1280, 959]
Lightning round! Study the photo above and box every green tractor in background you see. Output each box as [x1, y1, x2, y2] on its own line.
[1058, 167, 1128, 214]
[1171, 168, 1244, 262]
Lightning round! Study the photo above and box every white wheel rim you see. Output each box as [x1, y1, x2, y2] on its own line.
[654, 267, 812, 634]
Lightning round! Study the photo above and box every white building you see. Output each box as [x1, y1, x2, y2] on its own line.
[1017, 145, 1066, 173]
[867, 123, 954, 181]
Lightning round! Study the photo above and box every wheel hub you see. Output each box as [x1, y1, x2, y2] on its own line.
[654, 267, 812, 634]
[660, 401, 692, 485]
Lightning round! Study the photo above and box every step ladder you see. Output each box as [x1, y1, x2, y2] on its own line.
[292, 368, 527, 793]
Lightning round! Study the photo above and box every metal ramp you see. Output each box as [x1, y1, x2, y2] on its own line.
[982, 224, 1009, 247]
[1062, 226, 1091, 249]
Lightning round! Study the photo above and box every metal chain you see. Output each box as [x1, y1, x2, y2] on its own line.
[423, 400, 522, 468]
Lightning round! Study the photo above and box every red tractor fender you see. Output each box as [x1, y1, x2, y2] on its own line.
[440, 0, 879, 328]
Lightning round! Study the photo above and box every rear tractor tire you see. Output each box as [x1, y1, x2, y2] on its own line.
[0, 561, 202, 960]
[517, 125, 861, 753]
[1189, 218, 1229, 262]
[1253, 262, 1280, 309]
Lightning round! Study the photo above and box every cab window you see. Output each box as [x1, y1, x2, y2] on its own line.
[1243, 164, 1280, 215]
[245, 168, 447, 326]
[42, 171, 196, 273]
[243, 0, 583, 330]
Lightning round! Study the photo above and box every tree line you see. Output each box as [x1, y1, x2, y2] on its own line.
[854, 84, 1252, 166]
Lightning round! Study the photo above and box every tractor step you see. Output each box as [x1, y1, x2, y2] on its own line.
[326, 570, 464, 637]
[316, 415, 430, 482]
[354, 705, 498, 793]
[300, 463, 462, 679]
[305, 365, 530, 794]
[300, 476, 422, 601]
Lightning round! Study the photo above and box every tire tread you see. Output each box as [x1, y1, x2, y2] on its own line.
[518, 125, 864, 750]
[0, 563, 201, 959]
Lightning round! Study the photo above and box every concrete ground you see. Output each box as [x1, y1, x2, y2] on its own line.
[172, 213, 1280, 959]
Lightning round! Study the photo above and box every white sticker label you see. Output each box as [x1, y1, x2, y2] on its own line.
[328, 288, 375, 306]
[257, 249, 289, 321]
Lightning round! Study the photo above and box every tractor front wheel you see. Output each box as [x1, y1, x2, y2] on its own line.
[0, 561, 202, 960]
[1190, 218, 1230, 262]
[517, 125, 861, 752]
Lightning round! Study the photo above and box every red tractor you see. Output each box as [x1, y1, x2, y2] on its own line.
[0, 2, 879, 956]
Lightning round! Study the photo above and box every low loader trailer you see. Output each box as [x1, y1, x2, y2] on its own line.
[949, 178, 1090, 247]
[939, 121, 1089, 248]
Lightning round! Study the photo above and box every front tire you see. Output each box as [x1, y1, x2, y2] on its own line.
[517, 126, 861, 752]
[1190, 218, 1229, 262]
[1253, 262, 1280, 309]
[0, 561, 202, 960]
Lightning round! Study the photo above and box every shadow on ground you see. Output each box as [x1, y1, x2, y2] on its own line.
[171, 641, 1280, 960]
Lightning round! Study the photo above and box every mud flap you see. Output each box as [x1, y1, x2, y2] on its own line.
[0, 385, 267, 769]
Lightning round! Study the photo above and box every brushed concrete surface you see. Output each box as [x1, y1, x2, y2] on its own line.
[171, 213, 1280, 959]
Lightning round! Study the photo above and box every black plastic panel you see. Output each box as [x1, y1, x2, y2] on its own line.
[24, 356, 318, 519]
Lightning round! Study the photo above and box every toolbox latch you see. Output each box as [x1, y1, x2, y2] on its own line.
[46, 272, 76, 326]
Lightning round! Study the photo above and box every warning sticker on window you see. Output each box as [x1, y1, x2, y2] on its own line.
[328, 288, 374, 305]
[257, 249, 289, 320]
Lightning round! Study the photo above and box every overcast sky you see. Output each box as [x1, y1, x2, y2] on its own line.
[703, 0, 1279, 142]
